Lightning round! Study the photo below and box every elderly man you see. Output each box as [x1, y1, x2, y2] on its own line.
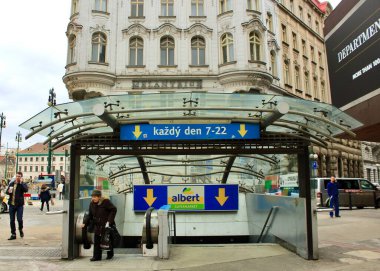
[327, 176, 341, 218]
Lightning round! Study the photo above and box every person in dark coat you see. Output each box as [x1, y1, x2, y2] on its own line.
[327, 176, 340, 218]
[82, 189, 117, 261]
[39, 184, 51, 212]
[6, 172, 28, 240]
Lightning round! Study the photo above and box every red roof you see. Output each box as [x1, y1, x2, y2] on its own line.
[311, 0, 329, 13]
[19, 143, 69, 154]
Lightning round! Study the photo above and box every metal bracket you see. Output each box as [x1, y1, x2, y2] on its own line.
[183, 97, 199, 107]
[54, 109, 69, 119]
[104, 100, 120, 111]
[30, 121, 43, 131]
[339, 120, 351, 129]
[262, 99, 278, 108]
[313, 108, 328, 117]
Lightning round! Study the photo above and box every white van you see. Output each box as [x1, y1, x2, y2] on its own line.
[313, 177, 380, 208]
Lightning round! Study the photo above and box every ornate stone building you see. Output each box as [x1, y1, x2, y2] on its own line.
[64, 0, 363, 178]
[361, 142, 380, 183]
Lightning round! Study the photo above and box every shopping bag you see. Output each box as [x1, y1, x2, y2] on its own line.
[100, 228, 112, 250]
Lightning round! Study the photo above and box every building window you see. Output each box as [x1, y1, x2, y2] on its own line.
[53, 157, 56, 162]
[19, 157, 22, 162]
[60, 166, 64, 171]
[161, 0, 174, 16]
[191, 0, 204, 16]
[191, 36, 206, 65]
[299, 6, 303, 20]
[41, 166, 44, 172]
[267, 13, 273, 32]
[219, 0, 231, 14]
[302, 40, 306, 55]
[313, 77, 318, 98]
[36, 157, 39, 162]
[91, 32, 107, 63]
[221, 33, 234, 63]
[247, 0, 259, 10]
[42, 157, 45, 162]
[35, 166, 38, 172]
[305, 72, 310, 94]
[292, 32, 298, 50]
[281, 24, 288, 43]
[315, 21, 319, 33]
[310, 46, 315, 62]
[295, 66, 300, 89]
[284, 60, 291, 85]
[129, 37, 144, 66]
[25, 157, 27, 162]
[318, 52, 323, 66]
[321, 81, 325, 101]
[307, 14, 312, 27]
[94, 0, 107, 12]
[30, 166, 33, 172]
[60, 157, 64, 162]
[160, 36, 175, 66]
[131, 0, 144, 17]
[19, 166, 22, 172]
[367, 168, 371, 182]
[270, 51, 277, 77]
[290, 0, 294, 12]
[249, 32, 261, 61]
[68, 35, 76, 64]
[71, 0, 79, 15]
[24, 166, 27, 172]
[53, 166, 56, 172]
[30, 157, 33, 162]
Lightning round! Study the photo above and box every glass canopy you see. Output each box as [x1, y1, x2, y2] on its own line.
[20, 92, 362, 189]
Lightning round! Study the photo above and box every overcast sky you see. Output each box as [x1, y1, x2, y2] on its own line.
[0, 0, 342, 153]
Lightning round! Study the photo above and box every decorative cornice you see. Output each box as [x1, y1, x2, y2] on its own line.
[152, 23, 182, 35]
[66, 22, 83, 36]
[183, 23, 213, 36]
[241, 17, 267, 33]
[90, 24, 110, 35]
[267, 38, 281, 51]
[122, 23, 151, 36]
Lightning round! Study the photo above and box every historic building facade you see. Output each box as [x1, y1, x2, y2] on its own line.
[361, 142, 380, 183]
[64, 0, 363, 178]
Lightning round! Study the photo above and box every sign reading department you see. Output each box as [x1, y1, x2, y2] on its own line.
[133, 184, 239, 212]
[121, 123, 260, 141]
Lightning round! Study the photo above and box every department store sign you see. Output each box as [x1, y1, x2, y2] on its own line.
[132, 79, 202, 89]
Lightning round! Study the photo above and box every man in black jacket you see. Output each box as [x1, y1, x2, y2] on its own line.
[6, 172, 28, 240]
[82, 189, 117, 261]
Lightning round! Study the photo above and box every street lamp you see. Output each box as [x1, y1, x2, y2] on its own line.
[0, 112, 6, 154]
[4, 149, 9, 180]
[15, 131, 22, 173]
[47, 88, 56, 174]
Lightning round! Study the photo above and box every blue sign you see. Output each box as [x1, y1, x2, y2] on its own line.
[121, 123, 260, 141]
[133, 184, 239, 212]
[312, 161, 318, 169]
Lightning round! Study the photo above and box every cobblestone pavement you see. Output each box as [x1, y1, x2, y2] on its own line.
[0, 203, 380, 270]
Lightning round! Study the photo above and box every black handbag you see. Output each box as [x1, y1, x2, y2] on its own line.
[100, 228, 112, 250]
[110, 225, 121, 246]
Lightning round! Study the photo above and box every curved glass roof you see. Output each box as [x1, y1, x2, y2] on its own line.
[20, 92, 362, 185]
[21, 92, 361, 147]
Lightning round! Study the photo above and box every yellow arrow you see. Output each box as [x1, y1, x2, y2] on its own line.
[133, 125, 142, 139]
[144, 189, 157, 206]
[215, 188, 229, 206]
[238, 124, 248, 137]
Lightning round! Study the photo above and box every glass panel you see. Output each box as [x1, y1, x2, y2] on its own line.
[229, 45, 234, 61]
[130, 48, 136, 65]
[169, 48, 174, 65]
[99, 45, 106, 63]
[137, 48, 143, 65]
[161, 48, 167, 65]
[138, 4, 144, 16]
[92, 44, 98, 61]
[192, 48, 198, 65]
[199, 48, 205, 65]
[131, 4, 137, 16]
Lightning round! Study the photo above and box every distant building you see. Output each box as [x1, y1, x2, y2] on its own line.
[17, 143, 69, 181]
[0, 151, 16, 180]
[361, 142, 380, 183]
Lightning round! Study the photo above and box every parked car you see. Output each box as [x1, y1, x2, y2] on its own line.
[313, 177, 380, 208]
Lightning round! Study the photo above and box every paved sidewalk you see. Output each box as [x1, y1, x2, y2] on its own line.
[1, 203, 380, 270]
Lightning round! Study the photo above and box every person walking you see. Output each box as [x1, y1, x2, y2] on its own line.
[6, 172, 28, 240]
[39, 184, 51, 212]
[327, 176, 341, 218]
[82, 190, 117, 261]
[57, 182, 64, 200]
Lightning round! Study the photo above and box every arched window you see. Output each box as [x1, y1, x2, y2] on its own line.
[91, 32, 107, 63]
[313, 77, 318, 98]
[160, 36, 175, 66]
[249, 32, 261, 61]
[68, 35, 76, 64]
[95, 0, 107, 12]
[191, 0, 204, 16]
[161, 0, 174, 16]
[295, 66, 300, 89]
[321, 81, 325, 101]
[270, 51, 277, 76]
[221, 33, 234, 63]
[129, 37, 143, 66]
[131, 0, 144, 17]
[191, 36, 206, 66]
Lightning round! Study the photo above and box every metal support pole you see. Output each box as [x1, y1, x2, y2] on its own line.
[15, 131, 22, 173]
[0, 112, 6, 154]
[349, 192, 352, 210]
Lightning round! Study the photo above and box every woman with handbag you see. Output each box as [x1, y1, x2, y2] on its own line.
[81, 189, 117, 261]
[39, 184, 51, 212]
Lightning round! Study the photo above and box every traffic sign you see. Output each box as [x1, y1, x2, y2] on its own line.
[120, 123, 260, 141]
[133, 184, 239, 212]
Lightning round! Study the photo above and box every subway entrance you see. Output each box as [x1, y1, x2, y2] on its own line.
[20, 92, 361, 261]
